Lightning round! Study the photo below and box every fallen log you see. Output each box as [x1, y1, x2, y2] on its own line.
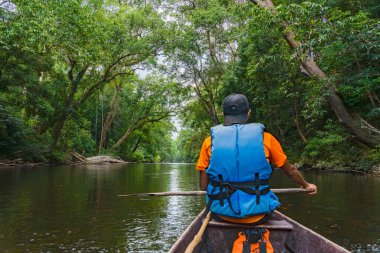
[85, 155, 127, 164]
[69, 151, 127, 165]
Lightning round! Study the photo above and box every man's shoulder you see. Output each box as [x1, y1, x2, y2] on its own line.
[263, 131, 274, 138]
[203, 136, 211, 146]
[263, 131, 282, 145]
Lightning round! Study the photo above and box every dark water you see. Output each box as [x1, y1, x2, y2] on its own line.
[0, 164, 379, 252]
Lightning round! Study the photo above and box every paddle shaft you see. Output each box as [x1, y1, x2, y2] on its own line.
[118, 188, 309, 197]
[184, 211, 211, 253]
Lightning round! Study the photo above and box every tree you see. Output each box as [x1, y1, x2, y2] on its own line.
[98, 80, 122, 154]
[1, 0, 169, 147]
[108, 75, 184, 149]
[166, 0, 243, 125]
[248, 0, 380, 148]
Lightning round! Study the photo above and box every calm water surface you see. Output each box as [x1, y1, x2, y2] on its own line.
[0, 164, 379, 252]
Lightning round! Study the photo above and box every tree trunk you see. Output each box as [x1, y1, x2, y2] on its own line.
[368, 91, 380, 107]
[38, 64, 133, 144]
[191, 32, 222, 126]
[111, 114, 170, 149]
[112, 126, 134, 149]
[51, 91, 77, 147]
[52, 117, 66, 147]
[193, 82, 220, 126]
[131, 137, 141, 152]
[293, 100, 308, 144]
[41, 65, 87, 144]
[210, 104, 220, 126]
[98, 84, 121, 154]
[250, 0, 380, 148]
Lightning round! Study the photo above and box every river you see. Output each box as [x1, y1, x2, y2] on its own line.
[0, 163, 379, 252]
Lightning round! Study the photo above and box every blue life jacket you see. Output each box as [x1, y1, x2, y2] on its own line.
[206, 123, 280, 218]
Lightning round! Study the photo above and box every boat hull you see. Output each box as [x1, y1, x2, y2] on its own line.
[169, 209, 349, 253]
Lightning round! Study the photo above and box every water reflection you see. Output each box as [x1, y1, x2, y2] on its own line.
[0, 164, 378, 252]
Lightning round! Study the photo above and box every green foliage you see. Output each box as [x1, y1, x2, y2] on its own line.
[62, 118, 96, 156]
[205, 1, 379, 167]
[46, 150, 70, 164]
[0, 0, 178, 163]
[1, 0, 379, 168]
[2, 0, 170, 144]
[174, 127, 206, 163]
[365, 145, 380, 163]
[0, 105, 51, 162]
[303, 122, 346, 160]
[275, 2, 380, 124]
[154, 154, 161, 163]
[126, 149, 145, 163]
[83, 73, 184, 162]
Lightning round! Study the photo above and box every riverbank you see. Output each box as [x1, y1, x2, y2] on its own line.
[297, 161, 380, 176]
[0, 154, 128, 168]
[0, 158, 46, 167]
[2, 156, 379, 177]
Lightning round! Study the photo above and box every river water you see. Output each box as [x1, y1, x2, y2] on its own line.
[0, 163, 379, 252]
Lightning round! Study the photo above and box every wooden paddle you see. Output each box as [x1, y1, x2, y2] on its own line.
[118, 188, 309, 197]
[184, 211, 211, 253]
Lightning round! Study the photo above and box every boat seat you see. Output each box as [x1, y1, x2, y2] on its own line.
[208, 218, 293, 231]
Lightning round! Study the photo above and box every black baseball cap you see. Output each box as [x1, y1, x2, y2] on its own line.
[223, 94, 250, 125]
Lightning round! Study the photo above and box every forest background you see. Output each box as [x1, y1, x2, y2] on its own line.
[1, 0, 379, 171]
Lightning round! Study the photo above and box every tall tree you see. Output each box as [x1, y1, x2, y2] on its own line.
[248, 0, 380, 148]
[167, 0, 242, 125]
[98, 81, 122, 154]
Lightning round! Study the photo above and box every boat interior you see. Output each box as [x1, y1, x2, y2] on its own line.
[169, 209, 350, 253]
[196, 212, 293, 253]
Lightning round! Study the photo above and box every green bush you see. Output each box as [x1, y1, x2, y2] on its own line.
[0, 106, 51, 162]
[302, 122, 348, 163]
[365, 145, 380, 163]
[125, 150, 145, 163]
[62, 118, 96, 156]
[154, 154, 161, 163]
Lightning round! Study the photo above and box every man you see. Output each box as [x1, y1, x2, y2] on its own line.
[196, 94, 317, 224]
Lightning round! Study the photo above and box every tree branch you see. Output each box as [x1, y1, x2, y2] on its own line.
[112, 112, 171, 149]
[74, 69, 134, 110]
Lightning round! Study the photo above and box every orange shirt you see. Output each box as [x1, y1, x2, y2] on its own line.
[196, 132, 287, 223]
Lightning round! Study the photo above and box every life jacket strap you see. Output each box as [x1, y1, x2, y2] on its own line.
[259, 241, 267, 253]
[242, 241, 251, 253]
[209, 178, 270, 196]
[208, 184, 270, 199]
[254, 173, 260, 205]
[242, 228, 267, 253]
[207, 177, 270, 215]
[208, 182, 241, 215]
[209, 179, 270, 189]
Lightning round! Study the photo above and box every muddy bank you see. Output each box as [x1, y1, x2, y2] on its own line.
[296, 162, 380, 176]
[0, 154, 128, 168]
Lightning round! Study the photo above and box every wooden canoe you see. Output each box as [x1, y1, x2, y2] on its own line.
[169, 209, 350, 253]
